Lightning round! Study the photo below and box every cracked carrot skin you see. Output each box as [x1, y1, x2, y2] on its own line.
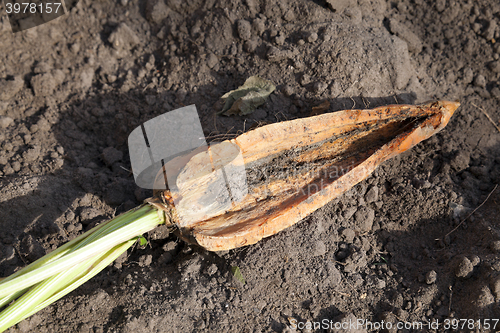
[159, 101, 459, 251]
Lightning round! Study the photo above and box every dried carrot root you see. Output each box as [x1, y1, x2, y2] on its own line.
[159, 101, 459, 251]
[0, 101, 459, 331]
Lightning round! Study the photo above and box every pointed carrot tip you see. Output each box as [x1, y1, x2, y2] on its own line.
[442, 100, 460, 111]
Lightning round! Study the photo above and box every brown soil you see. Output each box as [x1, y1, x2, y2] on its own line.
[1, 0, 500, 332]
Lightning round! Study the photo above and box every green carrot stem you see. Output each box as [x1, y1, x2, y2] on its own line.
[0, 202, 166, 332]
[0, 205, 161, 298]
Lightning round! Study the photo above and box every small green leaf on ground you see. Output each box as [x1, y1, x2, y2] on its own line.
[219, 76, 276, 116]
[138, 235, 147, 246]
[231, 266, 246, 284]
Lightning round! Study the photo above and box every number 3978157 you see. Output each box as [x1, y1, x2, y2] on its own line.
[5, 2, 62, 14]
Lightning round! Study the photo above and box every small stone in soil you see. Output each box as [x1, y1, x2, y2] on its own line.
[426, 270, 437, 284]
[138, 254, 153, 267]
[207, 53, 219, 69]
[473, 74, 486, 88]
[456, 256, 474, 278]
[365, 186, 379, 203]
[236, 20, 252, 41]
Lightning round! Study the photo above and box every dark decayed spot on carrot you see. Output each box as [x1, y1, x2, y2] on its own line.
[0, 100, 459, 332]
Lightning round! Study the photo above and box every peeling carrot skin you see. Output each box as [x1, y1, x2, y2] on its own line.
[158, 101, 459, 251]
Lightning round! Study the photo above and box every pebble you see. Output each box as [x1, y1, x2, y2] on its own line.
[0, 115, 13, 128]
[65, 210, 75, 221]
[70, 42, 80, 54]
[145, 95, 156, 105]
[207, 263, 218, 276]
[456, 256, 474, 278]
[139, 254, 153, 267]
[299, 73, 311, 86]
[282, 85, 294, 97]
[307, 32, 318, 43]
[3, 164, 14, 175]
[426, 270, 437, 284]
[176, 88, 187, 103]
[450, 151, 470, 172]
[20, 235, 45, 262]
[473, 74, 486, 88]
[145, 0, 170, 24]
[236, 19, 252, 41]
[365, 186, 379, 204]
[207, 53, 219, 69]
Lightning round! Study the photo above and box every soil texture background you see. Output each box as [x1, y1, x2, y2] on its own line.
[1, 0, 500, 332]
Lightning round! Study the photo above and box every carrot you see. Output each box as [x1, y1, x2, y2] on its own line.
[0, 100, 459, 331]
[160, 100, 459, 251]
